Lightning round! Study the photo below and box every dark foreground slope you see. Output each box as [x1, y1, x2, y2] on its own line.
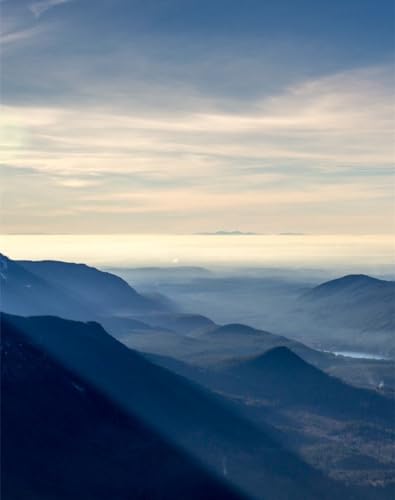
[1, 316, 242, 500]
[147, 348, 395, 496]
[0, 313, 348, 500]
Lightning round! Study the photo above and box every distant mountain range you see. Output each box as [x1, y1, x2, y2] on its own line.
[195, 231, 306, 235]
[2, 253, 394, 369]
[1, 253, 394, 497]
[196, 231, 258, 235]
[0, 254, 319, 361]
[200, 322, 329, 367]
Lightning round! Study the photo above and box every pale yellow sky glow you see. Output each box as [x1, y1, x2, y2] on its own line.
[1, 234, 394, 269]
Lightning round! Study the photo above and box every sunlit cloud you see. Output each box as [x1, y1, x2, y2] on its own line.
[1, 65, 393, 176]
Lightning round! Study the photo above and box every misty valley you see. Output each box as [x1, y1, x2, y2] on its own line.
[2, 0, 394, 497]
[1, 253, 394, 499]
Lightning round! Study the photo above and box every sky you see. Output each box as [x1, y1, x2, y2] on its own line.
[1, 0, 394, 234]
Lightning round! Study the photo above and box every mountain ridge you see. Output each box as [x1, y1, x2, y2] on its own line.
[1, 312, 345, 500]
[1, 313, 243, 500]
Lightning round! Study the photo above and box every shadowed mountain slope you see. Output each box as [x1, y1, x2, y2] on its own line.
[1, 313, 348, 500]
[224, 347, 395, 421]
[18, 258, 165, 313]
[1, 315, 243, 500]
[0, 254, 169, 322]
[0, 254, 90, 318]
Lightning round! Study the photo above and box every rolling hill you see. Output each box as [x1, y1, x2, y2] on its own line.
[223, 346, 394, 421]
[301, 274, 395, 332]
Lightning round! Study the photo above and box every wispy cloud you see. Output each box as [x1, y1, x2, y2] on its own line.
[0, 25, 43, 46]
[1, 64, 393, 177]
[0, 12, 47, 49]
[29, 0, 73, 18]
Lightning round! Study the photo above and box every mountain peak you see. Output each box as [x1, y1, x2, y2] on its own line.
[306, 274, 393, 299]
[330, 274, 381, 283]
[262, 345, 300, 361]
[316, 274, 385, 289]
[239, 346, 309, 372]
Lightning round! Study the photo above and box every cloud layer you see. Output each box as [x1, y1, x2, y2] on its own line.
[1, 0, 394, 234]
